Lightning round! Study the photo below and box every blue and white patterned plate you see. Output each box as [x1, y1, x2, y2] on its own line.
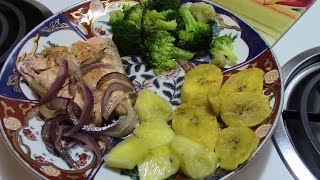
[0, 0, 282, 179]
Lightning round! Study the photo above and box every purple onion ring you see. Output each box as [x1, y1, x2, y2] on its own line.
[39, 60, 69, 105]
[64, 82, 93, 137]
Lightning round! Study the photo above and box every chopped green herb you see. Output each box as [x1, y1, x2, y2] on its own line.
[120, 166, 140, 180]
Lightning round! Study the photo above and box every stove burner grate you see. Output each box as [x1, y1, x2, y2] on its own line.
[300, 72, 320, 157]
[0, 12, 9, 48]
[274, 48, 320, 180]
[0, 0, 53, 65]
[284, 67, 320, 178]
[0, 0, 26, 63]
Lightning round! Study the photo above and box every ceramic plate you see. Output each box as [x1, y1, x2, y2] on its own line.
[0, 0, 283, 179]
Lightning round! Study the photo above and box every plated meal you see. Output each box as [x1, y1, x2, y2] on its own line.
[0, 0, 282, 179]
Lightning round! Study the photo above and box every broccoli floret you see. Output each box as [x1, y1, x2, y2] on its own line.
[109, 10, 124, 25]
[177, 6, 212, 52]
[125, 4, 143, 26]
[142, 30, 195, 75]
[212, 20, 222, 40]
[141, 0, 181, 11]
[110, 4, 143, 55]
[188, 2, 217, 23]
[112, 20, 142, 55]
[210, 34, 238, 66]
[142, 10, 177, 35]
[122, 4, 132, 13]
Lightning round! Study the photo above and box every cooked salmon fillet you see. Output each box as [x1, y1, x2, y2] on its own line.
[18, 37, 126, 126]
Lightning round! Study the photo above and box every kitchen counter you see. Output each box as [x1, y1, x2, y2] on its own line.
[1, 0, 320, 179]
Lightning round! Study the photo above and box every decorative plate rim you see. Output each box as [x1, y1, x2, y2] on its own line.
[0, 0, 284, 179]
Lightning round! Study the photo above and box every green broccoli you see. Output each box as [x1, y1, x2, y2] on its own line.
[125, 4, 143, 26]
[109, 10, 124, 25]
[188, 2, 217, 23]
[177, 6, 212, 52]
[211, 20, 222, 41]
[141, 0, 181, 11]
[142, 30, 196, 75]
[109, 4, 143, 55]
[210, 34, 238, 67]
[141, 9, 177, 35]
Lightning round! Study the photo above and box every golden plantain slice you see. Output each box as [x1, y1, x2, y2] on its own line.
[219, 67, 264, 102]
[181, 64, 223, 111]
[208, 89, 221, 116]
[220, 92, 271, 127]
[172, 103, 219, 152]
[215, 126, 259, 171]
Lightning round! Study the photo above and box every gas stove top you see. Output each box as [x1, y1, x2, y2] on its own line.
[0, 0, 52, 64]
[273, 46, 320, 180]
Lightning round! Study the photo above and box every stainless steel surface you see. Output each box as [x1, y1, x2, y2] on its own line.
[273, 47, 320, 180]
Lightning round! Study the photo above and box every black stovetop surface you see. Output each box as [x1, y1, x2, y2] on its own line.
[0, 0, 53, 66]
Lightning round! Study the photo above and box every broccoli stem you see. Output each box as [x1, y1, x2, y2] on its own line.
[179, 7, 197, 31]
[220, 45, 238, 63]
[156, 20, 177, 31]
[171, 47, 196, 60]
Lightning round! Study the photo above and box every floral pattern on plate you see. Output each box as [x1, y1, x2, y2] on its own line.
[0, 0, 282, 179]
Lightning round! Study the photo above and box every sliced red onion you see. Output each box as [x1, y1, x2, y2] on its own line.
[41, 121, 55, 150]
[49, 121, 78, 169]
[39, 60, 69, 105]
[68, 76, 78, 96]
[108, 101, 139, 137]
[70, 131, 102, 165]
[83, 100, 139, 138]
[46, 114, 68, 122]
[80, 62, 114, 75]
[101, 82, 136, 121]
[66, 140, 80, 149]
[56, 58, 82, 81]
[66, 98, 80, 126]
[102, 91, 136, 122]
[64, 82, 93, 137]
[81, 49, 107, 65]
[96, 72, 134, 90]
[68, 60, 82, 81]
